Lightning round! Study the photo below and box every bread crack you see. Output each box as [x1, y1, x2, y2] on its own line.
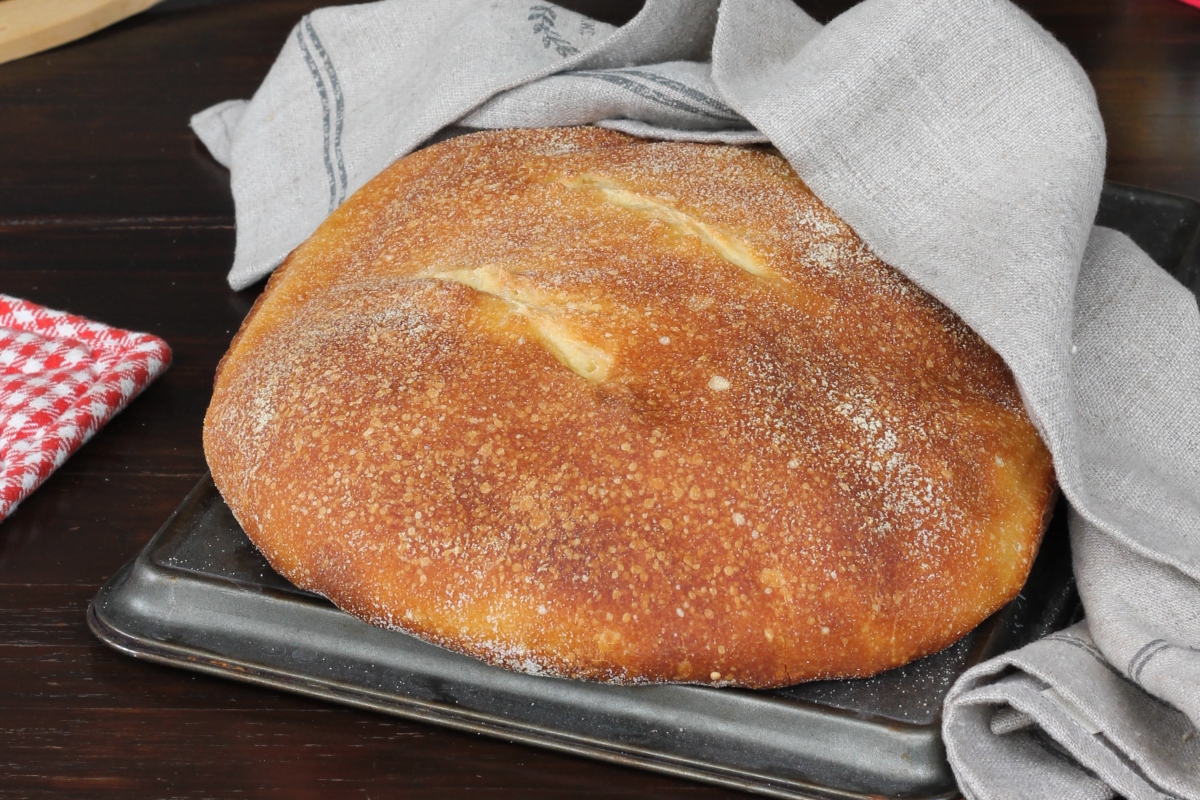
[426, 265, 613, 384]
[564, 174, 777, 284]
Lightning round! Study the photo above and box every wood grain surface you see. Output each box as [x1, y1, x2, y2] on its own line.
[0, 0, 163, 67]
[1, 0, 1197, 797]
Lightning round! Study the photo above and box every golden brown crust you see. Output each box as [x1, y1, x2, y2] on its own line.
[204, 127, 1055, 688]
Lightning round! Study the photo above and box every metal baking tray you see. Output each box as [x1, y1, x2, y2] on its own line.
[89, 182, 1200, 800]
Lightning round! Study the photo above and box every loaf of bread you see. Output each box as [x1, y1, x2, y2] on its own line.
[204, 127, 1055, 688]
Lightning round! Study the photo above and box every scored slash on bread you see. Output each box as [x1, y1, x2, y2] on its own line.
[204, 127, 1056, 688]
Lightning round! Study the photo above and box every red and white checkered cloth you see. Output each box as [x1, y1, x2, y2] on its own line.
[0, 295, 171, 520]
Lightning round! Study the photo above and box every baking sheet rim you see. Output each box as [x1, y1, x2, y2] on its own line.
[87, 588, 950, 800]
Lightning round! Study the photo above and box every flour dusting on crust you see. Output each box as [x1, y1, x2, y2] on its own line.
[204, 128, 1055, 688]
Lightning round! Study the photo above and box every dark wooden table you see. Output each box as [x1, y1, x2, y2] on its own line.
[1, 0, 1197, 797]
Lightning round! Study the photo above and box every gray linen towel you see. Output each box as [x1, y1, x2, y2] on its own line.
[191, 1, 1200, 796]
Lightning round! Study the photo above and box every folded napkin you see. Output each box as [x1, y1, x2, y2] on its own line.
[191, 0, 1200, 796]
[0, 295, 171, 520]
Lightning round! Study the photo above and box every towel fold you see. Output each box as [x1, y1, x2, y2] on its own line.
[0, 295, 171, 520]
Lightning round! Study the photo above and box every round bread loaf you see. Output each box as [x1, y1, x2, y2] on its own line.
[204, 127, 1055, 688]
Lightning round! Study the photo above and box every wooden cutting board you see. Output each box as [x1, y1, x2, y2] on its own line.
[0, 0, 161, 66]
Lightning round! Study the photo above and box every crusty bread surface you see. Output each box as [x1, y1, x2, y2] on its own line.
[204, 127, 1055, 688]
